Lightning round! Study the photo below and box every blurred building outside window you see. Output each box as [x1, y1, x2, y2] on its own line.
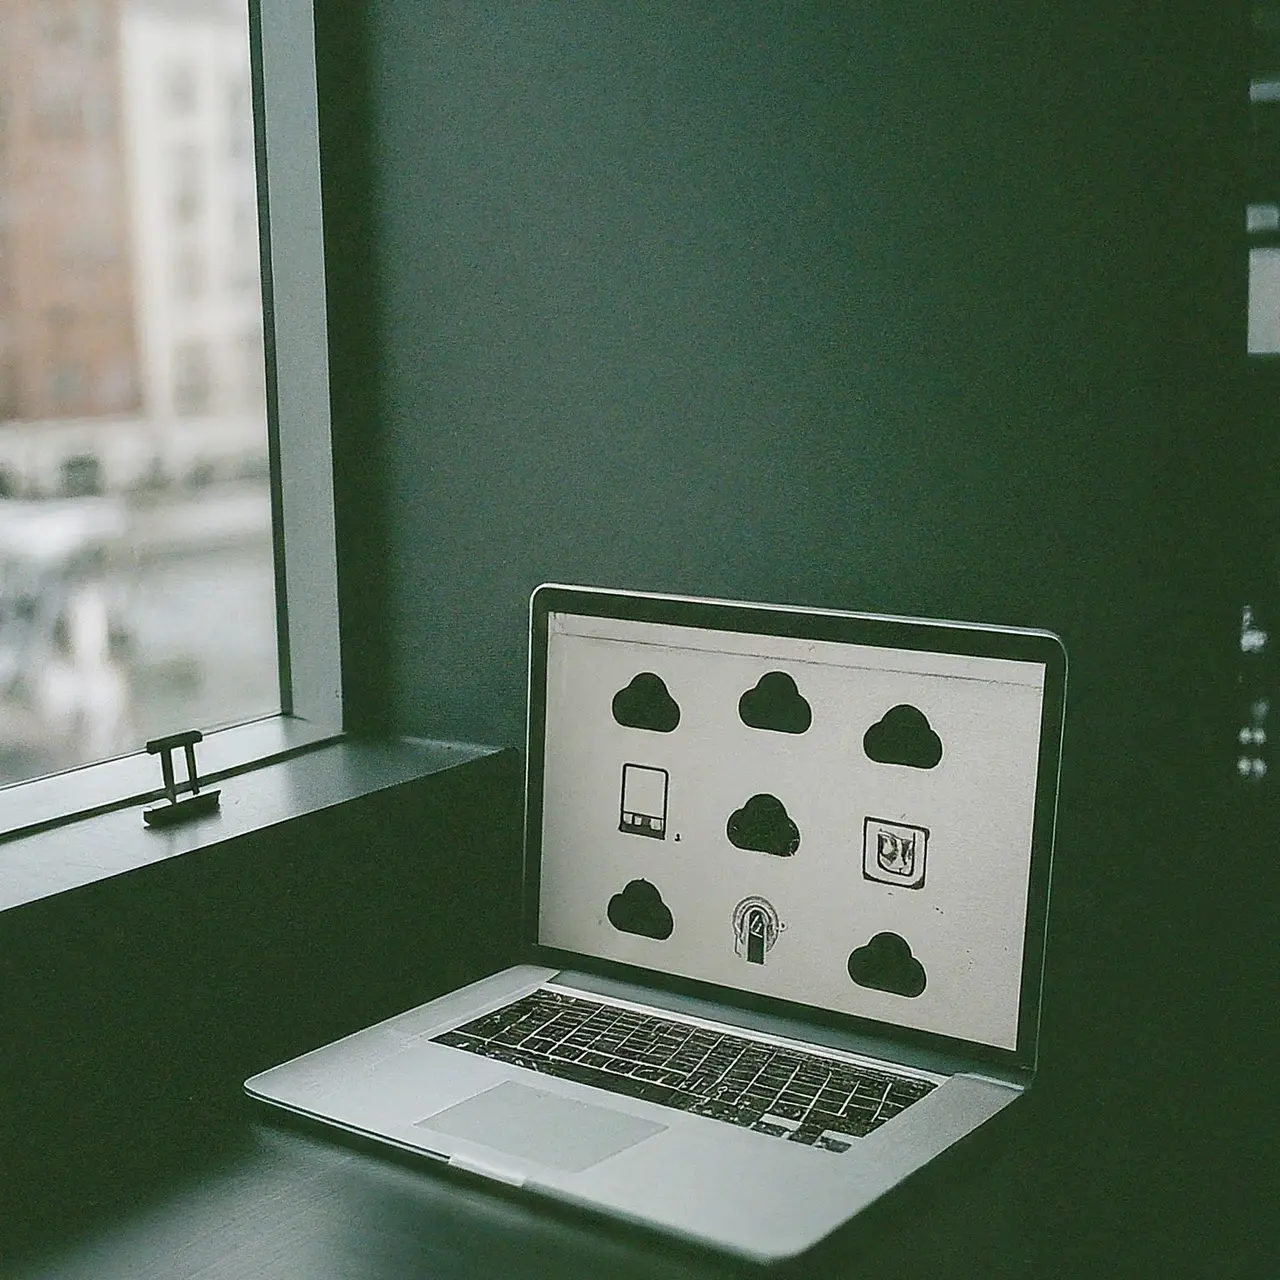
[0, 0, 277, 788]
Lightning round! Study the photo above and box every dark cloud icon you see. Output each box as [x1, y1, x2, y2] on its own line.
[846, 932, 927, 997]
[612, 673, 680, 732]
[738, 671, 812, 734]
[607, 879, 674, 939]
[863, 704, 942, 769]
[726, 793, 801, 857]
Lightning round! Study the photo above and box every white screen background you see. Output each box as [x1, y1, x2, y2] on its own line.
[537, 612, 1046, 1050]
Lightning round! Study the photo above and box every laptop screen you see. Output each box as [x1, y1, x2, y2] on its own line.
[529, 589, 1063, 1058]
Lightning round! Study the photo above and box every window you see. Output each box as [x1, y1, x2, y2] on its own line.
[162, 60, 197, 115]
[50, 361, 86, 410]
[173, 339, 211, 413]
[1250, 12, 1280, 354]
[170, 143, 203, 224]
[60, 453, 103, 498]
[34, 86, 83, 139]
[225, 75, 251, 159]
[173, 244, 205, 300]
[237, 325, 266, 402]
[1, 0, 339, 821]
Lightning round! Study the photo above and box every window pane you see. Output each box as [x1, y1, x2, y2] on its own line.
[1248, 246, 1280, 354]
[0, 0, 276, 786]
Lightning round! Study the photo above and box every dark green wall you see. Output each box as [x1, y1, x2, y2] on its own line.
[323, 1, 1242, 750]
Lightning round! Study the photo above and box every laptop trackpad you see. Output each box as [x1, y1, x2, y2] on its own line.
[416, 1081, 667, 1173]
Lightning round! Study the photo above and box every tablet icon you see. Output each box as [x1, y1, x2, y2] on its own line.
[619, 763, 669, 839]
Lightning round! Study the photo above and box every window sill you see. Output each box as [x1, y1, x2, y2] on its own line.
[0, 735, 498, 913]
[2, 716, 346, 843]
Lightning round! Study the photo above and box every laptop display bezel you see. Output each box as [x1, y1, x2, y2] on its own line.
[523, 583, 1066, 1078]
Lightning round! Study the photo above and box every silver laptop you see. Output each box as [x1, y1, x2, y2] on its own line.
[245, 584, 1066, 1262]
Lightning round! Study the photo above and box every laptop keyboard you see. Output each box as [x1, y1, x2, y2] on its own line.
[434, 987, 938, 1154]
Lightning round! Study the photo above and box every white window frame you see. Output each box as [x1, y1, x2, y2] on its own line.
[2, 0, 342, 840]
[257, 0, 341, 730]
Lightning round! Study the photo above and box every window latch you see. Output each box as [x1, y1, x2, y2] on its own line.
[144, 729, 221, 828]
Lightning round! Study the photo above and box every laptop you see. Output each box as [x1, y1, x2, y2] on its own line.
[245, 584, 1066, 1262]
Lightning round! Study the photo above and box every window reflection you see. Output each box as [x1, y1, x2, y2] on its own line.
[0, 0, 275, 787]
[1251, 9, 1280, 353]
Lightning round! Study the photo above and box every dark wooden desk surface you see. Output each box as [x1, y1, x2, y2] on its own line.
[2, 1097, 1026, 1280]
[0, 1064, 1259, 1280]
[8, 1114, 753, 1280]
[0, 751, 1264, 1278]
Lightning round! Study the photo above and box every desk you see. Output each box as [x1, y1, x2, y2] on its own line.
[5, 1104, 1028, 1280]
[0, 750, 1259, 1277]
[3, 1049, 1245, 1279]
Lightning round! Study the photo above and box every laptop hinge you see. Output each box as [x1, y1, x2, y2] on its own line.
[448, 1151, 527, 1188]
[957, 1070, 1025, 1093]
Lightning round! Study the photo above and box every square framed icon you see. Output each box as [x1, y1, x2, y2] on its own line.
[619, 763, 669, 838]
[863, 817, 928, 889]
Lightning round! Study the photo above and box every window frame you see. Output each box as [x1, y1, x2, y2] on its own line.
[1, 0, 342, 840]
[254, 0, 341, 730]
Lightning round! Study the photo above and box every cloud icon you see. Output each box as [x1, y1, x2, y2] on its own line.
[846, 932, 926, 997]
[863, 704, 942, 769]
[607, 879, 674, 939]
[612, 673, 680, 732]
[726, 793, 801, 857]
[738, 671, 812, 734]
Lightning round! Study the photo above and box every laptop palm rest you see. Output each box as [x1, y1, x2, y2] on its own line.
[415, 1082, 667, 1173]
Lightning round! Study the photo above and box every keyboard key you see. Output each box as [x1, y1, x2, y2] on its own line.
[842, 1100, 878, 1122]
[769, 1101, 806, 1121]
[752, 1118, 795, 1138]
[889, 1080, 933, 1103]
[807, 1108, 843, 1132]
[692, 1099, 758, 1124]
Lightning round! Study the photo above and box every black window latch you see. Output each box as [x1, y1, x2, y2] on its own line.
[144, 729, 221, 828]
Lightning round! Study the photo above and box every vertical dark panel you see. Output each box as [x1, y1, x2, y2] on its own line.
[315, 0, 392, 732]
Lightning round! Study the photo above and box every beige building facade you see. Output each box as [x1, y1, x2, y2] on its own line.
[0, 0, 141, 426]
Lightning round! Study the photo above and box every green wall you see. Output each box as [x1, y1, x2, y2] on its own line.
[322, 1, 1241, 749]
